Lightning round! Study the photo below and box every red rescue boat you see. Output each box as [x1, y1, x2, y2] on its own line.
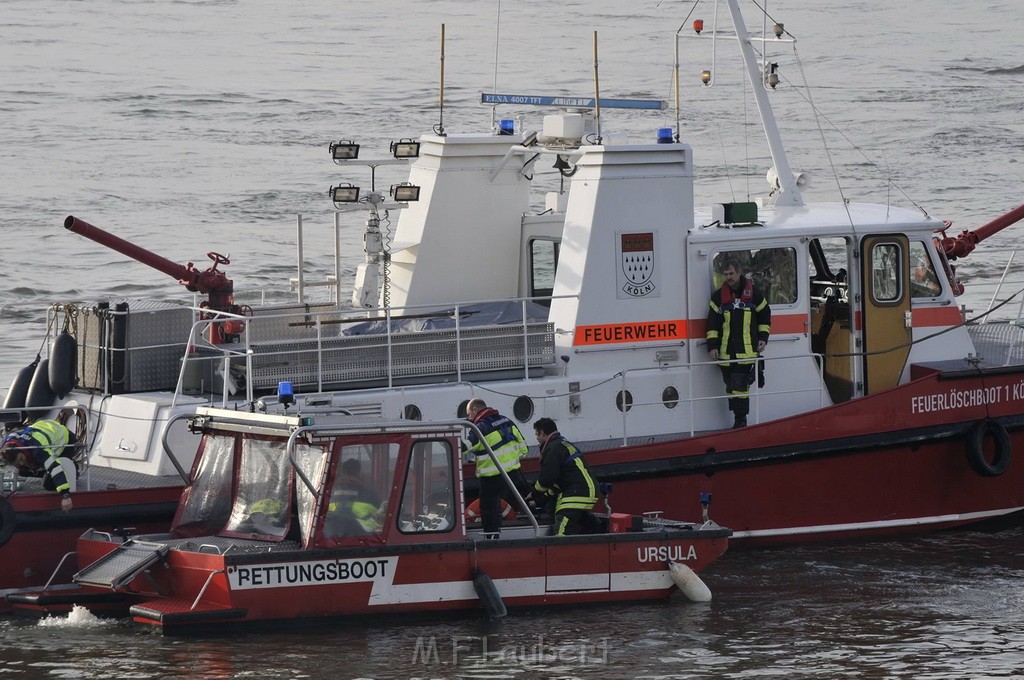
[7, 407, 729, 633]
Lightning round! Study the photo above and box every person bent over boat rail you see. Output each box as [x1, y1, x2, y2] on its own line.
[464, 398, 532, 539]
[532, 418, 598, 536]
[707, 258, 771, 428]
[1, 418, 78, 512]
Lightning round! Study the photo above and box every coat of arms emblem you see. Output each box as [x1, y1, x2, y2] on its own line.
[618, 232, 657, 297]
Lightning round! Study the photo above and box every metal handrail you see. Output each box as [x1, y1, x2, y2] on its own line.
[42, 551, 78, 591]
[614, 351, 828, 444]
[191, 568, 226, 610]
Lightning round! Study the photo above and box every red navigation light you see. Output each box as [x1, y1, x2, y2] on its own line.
[693, 19, 704, 34]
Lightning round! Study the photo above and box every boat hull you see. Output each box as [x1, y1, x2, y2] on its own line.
[146, 532, 726, 631]
[11, 529, 728, 632]
[567, 368, 1024, 545]
[0, 487, 181, 610]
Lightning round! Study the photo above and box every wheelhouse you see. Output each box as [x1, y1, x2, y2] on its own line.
[173, 408, 481, 549]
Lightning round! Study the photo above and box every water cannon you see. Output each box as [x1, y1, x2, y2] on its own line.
[63, 216, 246, 344]
[938, 204, 1024, 260]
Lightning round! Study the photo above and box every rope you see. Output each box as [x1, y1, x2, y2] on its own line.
[60, 303, 79, 337]
[828, 287, 1024, 359]
[469, 371, 624, 401]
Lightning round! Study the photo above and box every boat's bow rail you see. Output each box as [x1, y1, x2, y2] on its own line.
[965, 322, 1024, 367]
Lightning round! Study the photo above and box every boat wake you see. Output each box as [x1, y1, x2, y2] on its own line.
[37, 604, 114, 629]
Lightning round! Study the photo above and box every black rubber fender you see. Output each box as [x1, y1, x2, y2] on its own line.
[966, 419, 1012, 477]
[25, 358, 55, 413]
[471, 568, 507, 620]
[0, 495, 15, 549]
[48, 330, 78, 399]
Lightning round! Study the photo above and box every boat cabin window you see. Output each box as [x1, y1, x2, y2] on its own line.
[910, 240, 942, 298]
[172, 433, 236, 537]
[931, 236, 960, 295]
[529, 237, 559, 304]
[293, 441, 330, 544]
[870, 242, 903, 304]
[712, 247, 798, 306]
[398, 439, 455, 533]
[223, 437, 295, 540]
[323, 442, 399, 540]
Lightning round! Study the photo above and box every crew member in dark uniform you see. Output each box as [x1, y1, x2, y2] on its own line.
[531, 417, 597, 536]
[706, 258, 771, 428]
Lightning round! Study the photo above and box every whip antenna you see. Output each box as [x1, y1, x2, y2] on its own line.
[437, 23, 446, 136]
[490, 0, 502, 132]
[674, 23, 683, 140]
[593, 31, 602, 144]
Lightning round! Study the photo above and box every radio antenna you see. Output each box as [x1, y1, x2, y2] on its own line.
[490, 1, 502, 132]
[593, 31, 602, 144]
[437, 23, 446, 136]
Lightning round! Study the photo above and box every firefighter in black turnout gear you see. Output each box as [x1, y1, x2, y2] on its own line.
[531, 417, 598, 536]
[706, 259, 771, 428]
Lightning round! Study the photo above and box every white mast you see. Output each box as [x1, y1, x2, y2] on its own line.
[725, 0, 804, 207]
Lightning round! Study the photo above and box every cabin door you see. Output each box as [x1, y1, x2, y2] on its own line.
[519, 216, 563, 303]
[859, 235, 912, 395]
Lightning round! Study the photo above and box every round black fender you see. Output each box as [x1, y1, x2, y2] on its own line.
[966, 419, 1012, 477]
[25, 358, 56, 413]
[0, 495, 16, 549]
[2, 360, 37, 425]
[48, 330, 78, 399]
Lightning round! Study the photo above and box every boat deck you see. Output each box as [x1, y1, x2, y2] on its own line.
[15, 466, 184, 494]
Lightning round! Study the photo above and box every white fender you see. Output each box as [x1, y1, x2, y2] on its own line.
[669, 560, 712, 602]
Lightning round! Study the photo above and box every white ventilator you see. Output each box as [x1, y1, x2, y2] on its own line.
[669, 560, 712, 602]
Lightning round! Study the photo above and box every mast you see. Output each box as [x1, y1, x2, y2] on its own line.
[725, 0, 804, 207]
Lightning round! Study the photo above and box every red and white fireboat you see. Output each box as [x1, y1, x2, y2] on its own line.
[5, 0, 1024, 605]
[7, 406, 729, 632]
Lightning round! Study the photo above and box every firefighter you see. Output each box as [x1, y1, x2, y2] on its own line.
[707, 258, 771, 428]
[464, 398, 531, 539]
[1, 419, 78, 512]
[531, 417, 597, 536]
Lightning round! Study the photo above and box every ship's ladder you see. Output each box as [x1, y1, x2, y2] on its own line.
[72, 539, 169, 591]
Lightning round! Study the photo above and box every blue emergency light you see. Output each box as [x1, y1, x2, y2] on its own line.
[278, 381, 295, 408]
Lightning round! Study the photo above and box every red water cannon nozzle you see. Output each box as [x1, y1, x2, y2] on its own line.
[63, 216, 245, 343]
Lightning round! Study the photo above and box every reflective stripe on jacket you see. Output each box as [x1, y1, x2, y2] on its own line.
[467, 408, 528, 478]
[24, 420, 73, 494]
[27, 420, 71, 459]
[534, 434, 597, 512]
[707, 278, 771, 362]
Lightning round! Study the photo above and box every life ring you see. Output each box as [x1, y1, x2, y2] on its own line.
[0, 495, 15, 549]
[966, 419, 1011, 477]
[464, 498, 516, 523]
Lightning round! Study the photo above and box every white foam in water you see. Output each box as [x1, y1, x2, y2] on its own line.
[37, 605, 113, 628]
